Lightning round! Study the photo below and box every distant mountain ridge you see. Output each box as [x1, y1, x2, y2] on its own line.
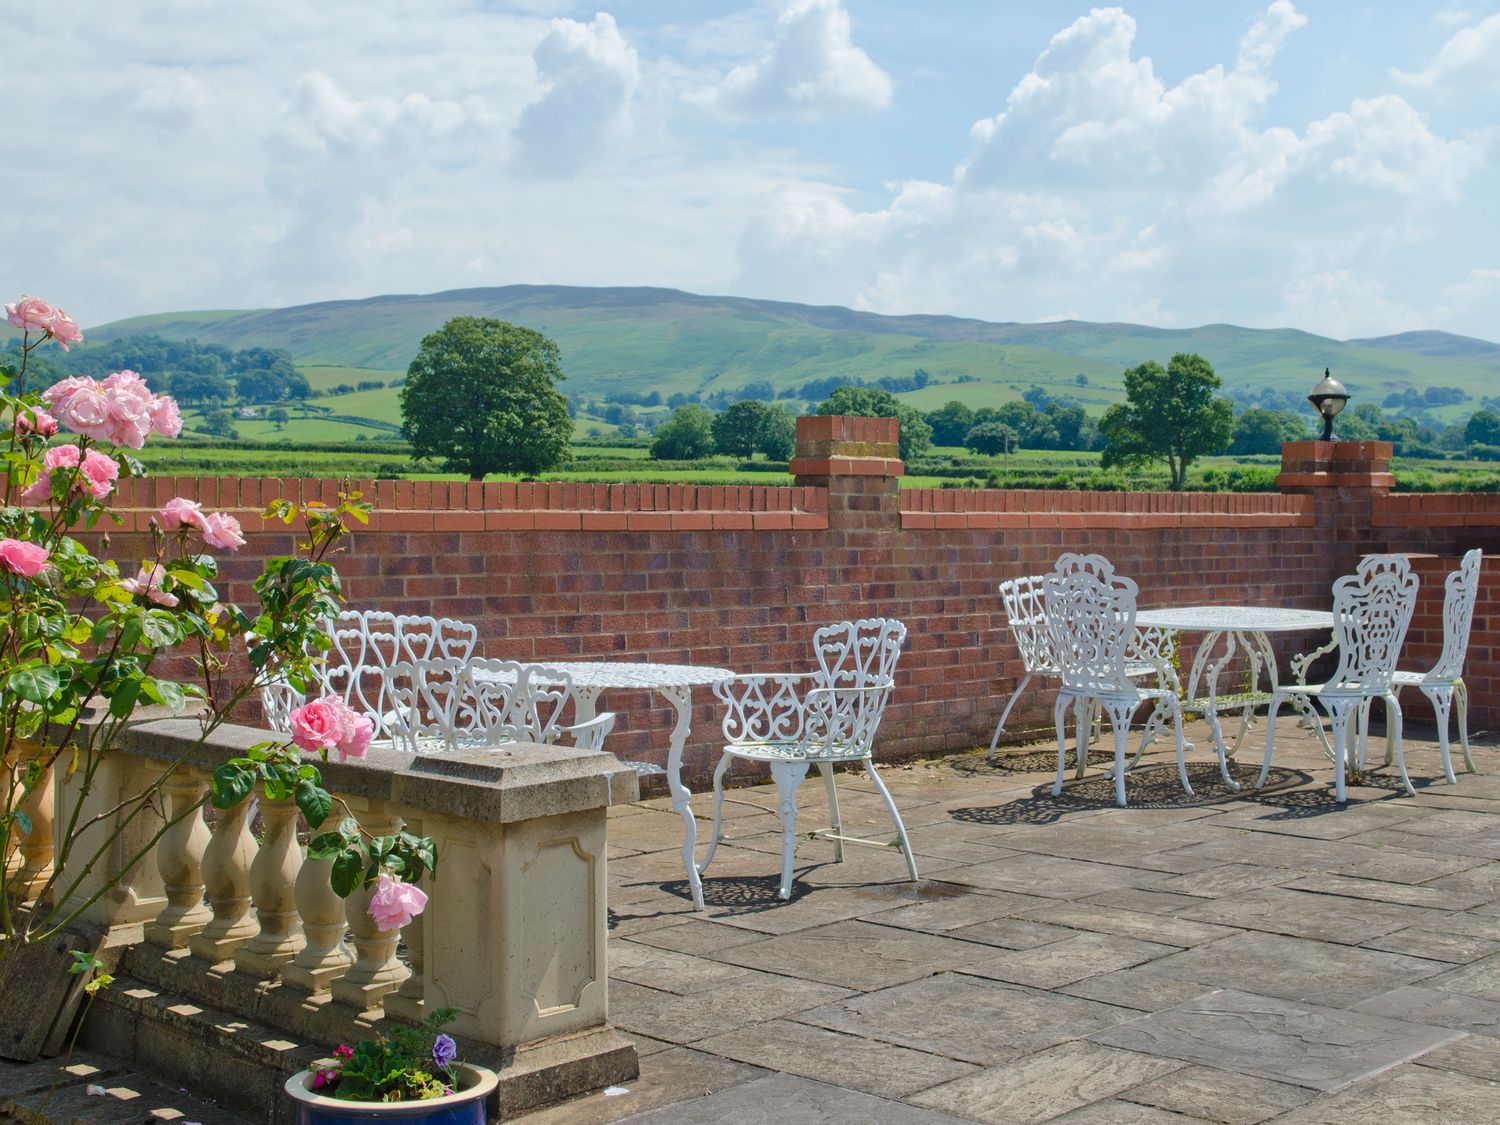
[86, 285, 1500, 414]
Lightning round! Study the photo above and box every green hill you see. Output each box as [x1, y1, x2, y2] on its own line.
[84, 285, 1500, 427]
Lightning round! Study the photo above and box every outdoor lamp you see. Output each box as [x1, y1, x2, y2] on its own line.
[1307, 368, 1350, 441]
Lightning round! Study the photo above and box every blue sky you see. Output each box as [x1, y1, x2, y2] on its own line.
[7, 1, 1498, 340]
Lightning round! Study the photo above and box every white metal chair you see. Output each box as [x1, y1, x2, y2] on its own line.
[701, 618, 915, 901]
[1042, 554, 1189, 807]
[387, 657, 615, 754]
[987, 573, 1176, 770]
[1258, 554, 1419, 802]
[1385, 548, 1483, 783]
[261, 609, 479, 746]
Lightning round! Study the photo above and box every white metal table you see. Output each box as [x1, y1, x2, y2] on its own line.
[1135, 606, 1334, 790]
[481, 660, 734, 911]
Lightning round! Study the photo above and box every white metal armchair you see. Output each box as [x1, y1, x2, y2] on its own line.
[386, 657, 615, 754]
[1386, 547, 1483, 783]
[1042, 554, 1189, 807]
[987, 573, 1176, 770]
[1258, 554, 1419, 802]
[700, 618, 915, 901]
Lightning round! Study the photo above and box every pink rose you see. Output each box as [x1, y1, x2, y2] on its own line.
[40, 377, 94, 411]
[149, 395, 182, 439]
[79, 449, 119, 499]
[288, 697, 349, 754]
[0, 538, 49, 577]
[102, 372, 155, 449]
[119, 563, 178, 607]
[54, 381, 111, 441]
[48, 312, 83, 351]
[337, 710, 374, 762]
[158, 497, 208, 532]
[13, 407, 58, 437]
[6, 296, 59, 333]
[202, 511, 245, 551]
[367, 873, 428, 932]
[20, 444, 83, 504]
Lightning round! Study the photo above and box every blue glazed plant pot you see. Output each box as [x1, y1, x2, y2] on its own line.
[284, 1064, 499, 1125]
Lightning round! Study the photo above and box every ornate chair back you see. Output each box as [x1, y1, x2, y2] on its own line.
[1328, 554, 1419, 693]
[1431, 548, 1483, 681]
[804, 618, 906, 751]
[998, 575, 1059, 676]
[388, 657, 577, 753]
[1041, 553, 1139, 698]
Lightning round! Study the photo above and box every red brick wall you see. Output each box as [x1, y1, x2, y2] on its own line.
[93, 425, 1496, 784]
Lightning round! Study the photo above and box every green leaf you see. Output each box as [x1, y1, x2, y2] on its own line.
[294, 779, 333, 829]
[7, 665, 60, 704]
[140, 678, 187, 714]
[307, 831, 346, 859]
[107, 676, 142, 719]
[140, 611, 181, 648]
[210, 763, 256, 809]
[330, 848, 364, 897]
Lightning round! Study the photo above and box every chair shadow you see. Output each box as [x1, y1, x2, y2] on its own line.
[948, 761, 1313, 827]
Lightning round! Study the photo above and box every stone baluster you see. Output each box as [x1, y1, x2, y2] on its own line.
[189, 795, 258, 962]
[5, 741, 55, 902]
[331, 799, 409, 1009]
[144, 768, 212, 948]
[234, 788, 305, 975]
[384, 816, 426, 1022]
[282, 853, 352, 992]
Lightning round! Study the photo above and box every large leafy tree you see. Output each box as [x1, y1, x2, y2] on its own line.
[816, 386, 932, 461]
[1099, 353, 1234, 489]
[400, 317, 572, 480]
[926, 400, 976, 446]
[650, 404, 716, 460]
[1228, 407, 1307, 455]
[711, 400, 796, 460]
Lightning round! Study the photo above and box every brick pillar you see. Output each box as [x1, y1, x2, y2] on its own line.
[790, 415, 903, 534]
[1276, 440, 1395, 577]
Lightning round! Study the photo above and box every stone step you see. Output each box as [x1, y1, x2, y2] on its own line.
[0, 1048, 255, 1124]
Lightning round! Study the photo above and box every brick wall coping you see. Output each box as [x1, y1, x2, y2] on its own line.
[1375, 493, 1500, 528]
[108, 477, 831, 533]
[899, 488, 1315, 529]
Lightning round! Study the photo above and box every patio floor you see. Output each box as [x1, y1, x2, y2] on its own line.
[525, 715, 1500, 1124]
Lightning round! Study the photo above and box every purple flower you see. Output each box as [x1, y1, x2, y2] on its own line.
[432, 1034, 457, 1068]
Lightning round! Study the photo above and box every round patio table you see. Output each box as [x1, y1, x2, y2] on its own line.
[1135, 607, 1334, 791]
[478, 661, 734, 910]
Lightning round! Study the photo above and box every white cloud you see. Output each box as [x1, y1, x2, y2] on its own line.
[513, 13, 640, 175]
[735, 2, 1493, 338]
[707, 0, 892, 118]
[1394, 11, 1500, 87]
[1436, 266, 1500, 325]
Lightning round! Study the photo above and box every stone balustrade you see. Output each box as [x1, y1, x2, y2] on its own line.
[13, 718, 640, 1117]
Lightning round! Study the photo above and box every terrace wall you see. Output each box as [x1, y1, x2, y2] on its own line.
[102, 419, 1495, 785]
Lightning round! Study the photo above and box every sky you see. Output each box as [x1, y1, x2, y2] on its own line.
[6, 1, 1499, 341]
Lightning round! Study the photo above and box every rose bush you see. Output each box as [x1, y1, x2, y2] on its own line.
[1, 294, 434, 977]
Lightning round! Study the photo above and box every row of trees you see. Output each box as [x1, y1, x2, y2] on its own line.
[391, 317, 1493, 486]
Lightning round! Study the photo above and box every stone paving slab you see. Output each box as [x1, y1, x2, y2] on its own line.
[1352, 984, 1500, 1036]
[1146, 930, 1449, 1008]
[1173, 886, 1443, 944]
[615, 1072, 977, 1124]
[909, 1040, 1181, 1124]
[1118, 1062, 1316, 1124]
[1089, 988, 1461, 1092]
[1272, 1062, 1499, 1123]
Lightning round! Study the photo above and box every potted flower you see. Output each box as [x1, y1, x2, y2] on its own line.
[284, 1009, 498, 1124]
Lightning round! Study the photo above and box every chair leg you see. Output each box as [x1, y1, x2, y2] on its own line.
[1102, 700, 1133, 807]
[1424, 686, 1457, 785]
[818, 762, 844, 863]
[1052, 694, 1071, 797]
[1455, 679, 1476, 774]
[1257, 695, 1287, 789]
[1327, 701, 1352, 804]
[865, 756, 919, 883]
[697, 752, 734, 875]
[1386, 692, 1414, 796]
[1074, 698, 1090, 779]
[1354, 698, 1371, 772]
[769, 760, 810, 900]
[986, 673, 1033, 760]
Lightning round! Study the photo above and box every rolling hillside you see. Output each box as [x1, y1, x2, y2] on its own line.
[82, 286, 1500, 437]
